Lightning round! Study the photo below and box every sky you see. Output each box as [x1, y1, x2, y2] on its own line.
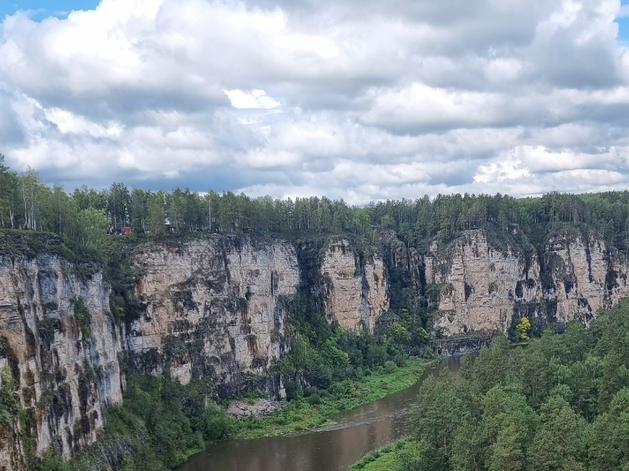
[3, 1, 629, 204]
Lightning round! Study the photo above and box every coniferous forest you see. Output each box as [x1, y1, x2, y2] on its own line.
[382, 298, 629, 471]
[4, 153, 629, 256]
[350, 300, 629, 471]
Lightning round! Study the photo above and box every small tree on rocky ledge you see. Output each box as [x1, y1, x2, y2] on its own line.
[516, 318, 531, 341]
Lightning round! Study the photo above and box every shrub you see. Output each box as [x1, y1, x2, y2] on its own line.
[306, 393, 321, 405]
[303, 386, 319, 397]
[384, 361, 397, 373]
[286, 381, 303, 401]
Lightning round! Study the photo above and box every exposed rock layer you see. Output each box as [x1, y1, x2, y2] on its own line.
[127, 237, 300, 385]
[0, 250, 122, 469]
[320, 238, 388, 331]
[427, 229, 629, 336]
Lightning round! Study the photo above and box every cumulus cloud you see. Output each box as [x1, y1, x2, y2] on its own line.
[1, 0, 629, 201]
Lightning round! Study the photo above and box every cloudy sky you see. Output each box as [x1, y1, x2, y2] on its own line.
[2, 0, 629, 203]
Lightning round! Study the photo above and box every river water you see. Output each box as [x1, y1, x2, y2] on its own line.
[177, 356, 463, 471]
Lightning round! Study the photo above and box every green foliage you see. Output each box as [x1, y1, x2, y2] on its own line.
[77, 208, 108, 253]
[65, 374, 232, 471]
[233, 358, 431, 441]
[279, 240, 419, 397]
[72, 297, 91, 340]
[350, 439, 417, 471]
[0, 365, 17, 429]
[353, 299, 629, 471]
[102, 238, 145, 323]
[516, 317, 531, 340]
[6, 150, 629, 261]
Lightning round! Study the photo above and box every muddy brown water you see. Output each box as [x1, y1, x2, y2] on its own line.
[176, 356, 463, 471]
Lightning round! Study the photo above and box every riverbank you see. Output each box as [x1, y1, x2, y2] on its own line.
[350, 439, 418, 471]
[232, 357, 433, 439]
[57, 357, 434, 471]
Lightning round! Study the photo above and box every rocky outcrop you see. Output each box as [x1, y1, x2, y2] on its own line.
[0, 248, 123, 469]
[226, 398, 283, 418]
[320, 239, 388, 331]
[0, 233, 391, 467]
[426, 230, 541, 335]
[427, 229, 629, 336]
[126, 237, 300, 386]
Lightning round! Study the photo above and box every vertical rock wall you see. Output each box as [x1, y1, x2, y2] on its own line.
[426, 230, 541, 335]
[0, 234, 390, 467]
[0, 252, 123, 468]
[427, 229, 629, 336]
[3, 227, 628, 466]
[126, 237, 300, 386]
[320, 239, 389, 331]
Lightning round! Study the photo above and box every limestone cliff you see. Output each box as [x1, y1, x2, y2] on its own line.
[427, 228, 629, 336]
[5, 227, 626, 466]
[0, 237, 123, 469]
[426, 230, 541, 335]
[126, 237, 300, 387]
[0, 233, 391, 467]
[320, 239, 388, 331]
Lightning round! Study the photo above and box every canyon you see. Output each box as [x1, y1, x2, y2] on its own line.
[1, 225, 628, 467]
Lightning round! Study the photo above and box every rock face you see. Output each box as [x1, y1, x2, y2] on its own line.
[320, 239, 388, 331]
[0, 250, 123, 469]
[226, 398, 283, 418]
[0, 233, 390, 467]
[126, 237, 300, 386]
[427, 229, 629, 336]
[3, 227, 627, 466]
[426, 230, 541, 336]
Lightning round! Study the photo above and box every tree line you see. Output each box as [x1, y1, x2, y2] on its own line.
[4, 154, 629, 253]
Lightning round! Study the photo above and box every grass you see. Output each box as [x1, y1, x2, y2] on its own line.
[350, 438, 417, 470]
[231, 357, 433, 439]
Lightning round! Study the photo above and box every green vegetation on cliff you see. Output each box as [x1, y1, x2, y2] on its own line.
[44, 375, 230, 471]
[352, 299, 629, 471]
[4, 153, 629, 257]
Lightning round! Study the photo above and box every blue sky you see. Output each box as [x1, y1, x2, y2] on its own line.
[620, 0, 629, 42]
[0, 1, 99, 20]
[3, 0, 629, 40]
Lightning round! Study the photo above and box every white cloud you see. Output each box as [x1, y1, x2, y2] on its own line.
[0, 0, 628, 201]
[224, 89, 281, 109]
[618, 4, 629, 18]
[44, 108, 123, 137]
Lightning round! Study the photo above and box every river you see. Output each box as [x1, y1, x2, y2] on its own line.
[176, 356, 463, 471]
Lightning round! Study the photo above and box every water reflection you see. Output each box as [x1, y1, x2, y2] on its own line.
[177, 356, 464, 471]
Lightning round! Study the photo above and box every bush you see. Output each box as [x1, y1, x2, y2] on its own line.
[384, 361, 397, 373]
[395, 441, 422, 471]
[64, 374, 227, 471]
[303, 386, 319, 397]
[286, 381, 303, 401]
[310, 365, 333, 389]
[306, 393, 321, 405]
[194, 402, 234, 442]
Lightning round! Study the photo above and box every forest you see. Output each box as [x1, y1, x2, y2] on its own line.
[368, 297, 629, 471]
[3, 154, 629, 257]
